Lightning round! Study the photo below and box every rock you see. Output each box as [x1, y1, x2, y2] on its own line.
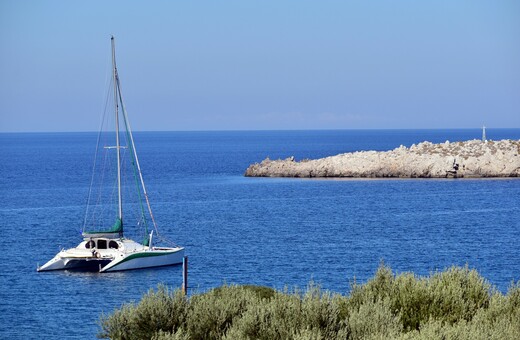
[244, 139, 520, 178]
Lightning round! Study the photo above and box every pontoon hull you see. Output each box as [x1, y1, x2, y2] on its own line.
[100, 247, 185, 272]
[37, 257, 112, 272]
[38, 238, 185, 272]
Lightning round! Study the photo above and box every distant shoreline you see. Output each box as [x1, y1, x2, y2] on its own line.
[245, 139, 520, 178]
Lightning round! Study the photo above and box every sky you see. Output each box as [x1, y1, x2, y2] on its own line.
[0, 0, 519, 132]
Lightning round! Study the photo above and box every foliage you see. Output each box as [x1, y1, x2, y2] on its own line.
[98, 285, 187, 340]
[99, 265, 520, 339]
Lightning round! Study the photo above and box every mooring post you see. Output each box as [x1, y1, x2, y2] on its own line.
[182, 255, 188, 295]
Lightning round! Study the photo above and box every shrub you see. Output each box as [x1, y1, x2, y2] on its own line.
[99, 266, 520, 340]
[347, 297, 402, 339]
[346, 264, 493, 332]
[184, 285, 261, 339]
[427, 265, 491, 324]
[223, 284, 348, 340]
[98, 284, 187, 340]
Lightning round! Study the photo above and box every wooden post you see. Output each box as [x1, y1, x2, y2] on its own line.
[182, 256, 188, 295]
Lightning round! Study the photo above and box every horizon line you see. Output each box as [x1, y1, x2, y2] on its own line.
[1, 127, 516, 134]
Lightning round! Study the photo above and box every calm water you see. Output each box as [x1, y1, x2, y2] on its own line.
[1, 129, 520, 339]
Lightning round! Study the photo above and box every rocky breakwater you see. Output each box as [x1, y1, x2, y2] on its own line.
[245, 139, 520, 178]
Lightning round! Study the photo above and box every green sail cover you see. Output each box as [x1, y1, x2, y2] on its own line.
[84, 218, 123, 235]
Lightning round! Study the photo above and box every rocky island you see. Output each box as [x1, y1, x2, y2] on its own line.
[245, 139, 520, 178]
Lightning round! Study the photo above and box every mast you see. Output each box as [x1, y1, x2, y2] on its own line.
[112, 36, 123, 222]
[117, 78, 160, 236]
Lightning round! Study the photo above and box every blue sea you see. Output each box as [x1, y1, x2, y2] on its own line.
[1, 129, 520, 339]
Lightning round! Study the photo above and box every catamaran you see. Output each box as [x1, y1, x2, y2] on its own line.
[38, 37, 184, 272]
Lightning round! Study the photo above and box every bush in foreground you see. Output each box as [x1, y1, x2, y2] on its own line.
[99, 265, 520, 339]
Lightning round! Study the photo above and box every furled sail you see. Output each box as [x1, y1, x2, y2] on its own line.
[82, 218, 123, 239]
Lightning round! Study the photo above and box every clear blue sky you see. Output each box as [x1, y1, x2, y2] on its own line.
[1, 0, 519, 132]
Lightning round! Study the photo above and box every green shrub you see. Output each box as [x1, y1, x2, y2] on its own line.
[346, 264, 493, 331]
[427, 265, 491, 324]
[223, 284, 348, 340]
[184, 285, 261, 339]
[347, 297, 402, 339]
[214, 284, 276, 301]
[99, 284, 187, 340]
[223, 290, 304, 339]
[98, 266, 520, 340]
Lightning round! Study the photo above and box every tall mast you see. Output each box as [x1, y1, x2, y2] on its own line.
[117, 77, 160, 236]
[112, 36, 123, 221]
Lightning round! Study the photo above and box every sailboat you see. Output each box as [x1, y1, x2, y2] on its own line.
[38, 37, 184, 272]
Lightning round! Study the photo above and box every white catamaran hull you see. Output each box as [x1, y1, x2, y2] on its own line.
[100, 248, 185, 272]
[38, 238, 184, 272]
[37, 253, 112, 271]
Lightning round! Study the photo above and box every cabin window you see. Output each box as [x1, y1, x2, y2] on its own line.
[109, 240, 119, 249]
[85, 240, 95, 249]
[97, 239, 107, 249]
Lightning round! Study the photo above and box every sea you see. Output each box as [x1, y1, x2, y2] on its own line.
[1, 129, 520, 339]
